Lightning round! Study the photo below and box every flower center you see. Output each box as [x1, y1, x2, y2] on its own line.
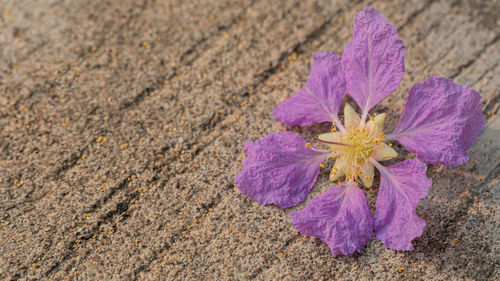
[334, 127, 382, 179]
[315, 104, 398, 187]
[345, 128, 377, 161]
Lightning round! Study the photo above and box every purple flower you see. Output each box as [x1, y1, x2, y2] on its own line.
[235, 6, 485, 256]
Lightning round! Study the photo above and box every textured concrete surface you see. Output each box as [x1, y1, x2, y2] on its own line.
[0, 0, 499, 280]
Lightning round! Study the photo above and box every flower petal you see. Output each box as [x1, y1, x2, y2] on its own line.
[342, 6, 406, 119]
[291, 181, 373, 256]
[372, 159, 431, 250]
[343, 103, 361, 130]
[273, 52, 346, 126]
[235, 131, 330, 208]
[366, 113, 386, 134]
[318, 132, 343, 143]
[387, 77, 485, 166]
[359, 162, 374, 187]
[372, 143, 398, 161]
[329, 159, 345, 182]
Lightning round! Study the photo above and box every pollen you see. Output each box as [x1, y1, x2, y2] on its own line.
[306, 143, 311, 148]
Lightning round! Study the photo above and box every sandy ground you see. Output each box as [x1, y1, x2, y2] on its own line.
[0, 0, 499, 280]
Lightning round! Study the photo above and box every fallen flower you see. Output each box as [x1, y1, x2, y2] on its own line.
[235, 6, 484, 255]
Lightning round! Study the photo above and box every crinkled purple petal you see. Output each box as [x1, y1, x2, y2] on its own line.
[235, 131, 330, 208]
[387, 76, 485, 166]
[291, 181, 373, 256]
[374, 159, 432, 250]
[342, 6, 406, 117]
[273, 52, 346, 126]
